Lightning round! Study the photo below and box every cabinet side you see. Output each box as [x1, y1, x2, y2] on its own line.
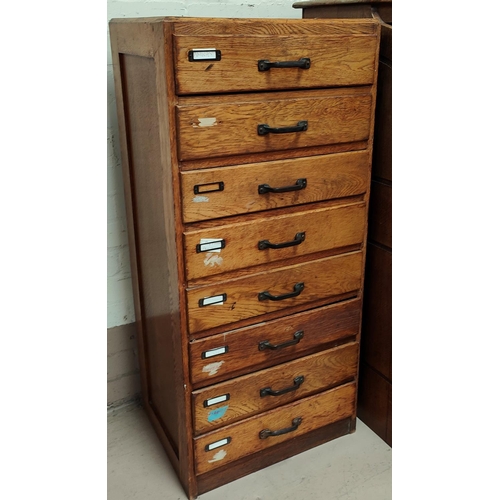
[109, 18, 194, 496]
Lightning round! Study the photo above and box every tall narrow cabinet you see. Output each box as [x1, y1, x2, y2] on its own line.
[109, 16, 380, 498]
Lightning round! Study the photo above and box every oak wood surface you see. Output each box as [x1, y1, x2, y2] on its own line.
[197, 416, 353, 494]
[183, 202, 366, 280]
[189, 298, 361, 386]
[186, 251, 363, 333]
[194, 382, 356, 474]
[176, 90, 372, 161]
[192, 342, 358, 433]
[109, 15, 380, 497]
[173, 34, 377, 94]
[180, 150, 370, 222]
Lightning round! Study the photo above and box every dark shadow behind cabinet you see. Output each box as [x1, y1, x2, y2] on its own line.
[293, 0, 392, 446]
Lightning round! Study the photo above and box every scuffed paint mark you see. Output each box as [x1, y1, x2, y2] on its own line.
[208, 449, 227, 463]
[205, 64, 214, 71]
[202, 361, 224, 376]
[204, 253, 223, 268]
[208, 405, 229, 422]
[193, 195, 209, 203]
[194, 117, 217, 127]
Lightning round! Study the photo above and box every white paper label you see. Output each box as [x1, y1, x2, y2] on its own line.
[192, 49, 217, 60]
[199, 238, 223, 253]
[205, 394, 229, 407]
[201, 294, 225, 306]
[207, 438, 229, 451]
[203, 346, 227, 359]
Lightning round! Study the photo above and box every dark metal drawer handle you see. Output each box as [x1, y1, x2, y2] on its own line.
[258, 232, 305, 250]
[258, 121, 308, 136]
[258, 178, 307, 195]
[258, 282, 304, 302]
[259, 417, 303, 439]
[258, 330, 304, 351]
[258, 58, 311, 72]
[260, 375, 305, 398]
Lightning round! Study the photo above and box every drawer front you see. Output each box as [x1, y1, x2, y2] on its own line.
[194, 381, 356, 474]
[187, 251, 363, 333]
[176, 91, 372, 161]
[173, 34, 378, 95]
[184, 202, 366, 281]
[192, 343, 358, 434]
[190, 299, 361, 385]
[181, 151, 370, 223]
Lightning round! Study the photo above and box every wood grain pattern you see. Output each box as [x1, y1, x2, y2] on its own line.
[183, 202, 366, 280]
[174, 34, 377, 94]
[187, 251, 363, 333]
[189, 298, 361, 386]
[172, 17, 378, 36]
[194, 382, 356, 474]
[192, 342, 358, 433]
[181, 150, 370, 222]
[176, 90, 372, 161]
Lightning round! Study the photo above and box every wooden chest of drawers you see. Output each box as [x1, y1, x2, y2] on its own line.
[109, 16, 380, 499]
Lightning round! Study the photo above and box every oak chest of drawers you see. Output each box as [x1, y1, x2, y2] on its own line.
[109, 16, 380, 499]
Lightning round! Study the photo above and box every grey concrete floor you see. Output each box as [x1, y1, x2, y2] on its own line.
[108, 404, 392, 500]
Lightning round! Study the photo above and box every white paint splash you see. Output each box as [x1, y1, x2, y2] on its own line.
[204, 253, 223, 268]
[202, 361, 224, 376]
[208, 449, 227, 463]
[193, 195, 209, 203]
[195, 117, 217, 127]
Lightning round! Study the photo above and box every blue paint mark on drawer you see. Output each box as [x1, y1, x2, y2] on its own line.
[207, 405, 229, 422]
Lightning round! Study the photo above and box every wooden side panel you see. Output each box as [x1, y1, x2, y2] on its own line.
[194, 382, 356, 474]
[183, 202, 366, 280]
[118, 54, 181, 450]
[173, 34, 378, 94]
[187, 251, 364, 333]
[181, 151, 370, 222]
[189, 298, 361, 386]
[176, 91, 372, 160]
[192, 343, 358, 433]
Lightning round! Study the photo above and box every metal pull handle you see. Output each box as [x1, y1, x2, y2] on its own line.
[260, 375, 305, 398]
[258, 58, 311, 72]
[258, 282, 304, 302]
[258, 120, 308, 136]
[259, 417, 303, 439]
[258, 178, 307, 195]
[258, 330, 304, 351]
[258, 232, 305, 250]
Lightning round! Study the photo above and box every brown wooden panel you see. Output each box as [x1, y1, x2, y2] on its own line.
[193, 343, 358, 433]
[357, 361, 390, 445]
[184, 202, 366, 280]
[189, 298, 361, 386]
[176, 90, 372, 161]
[181, 150, 370, 222]
[118, 53, 182, 451]
[173, 34, 377, 94]
[362, 243, 391, 380]
[368, 181, 391, 248]
[187, 251, 363, 333]
[194, 382, 356, 474]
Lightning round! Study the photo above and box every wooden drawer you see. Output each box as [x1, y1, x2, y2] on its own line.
[176, 89, 372, 161]
[184, 202, 366, 281]
[194, 381, 356, 474]
[189, 298, 361, 386]
[173, 33, 378, 95]
[181, 150, 370, 223]
[187, 251, 363, 333]
[192, 342, 358, 434]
